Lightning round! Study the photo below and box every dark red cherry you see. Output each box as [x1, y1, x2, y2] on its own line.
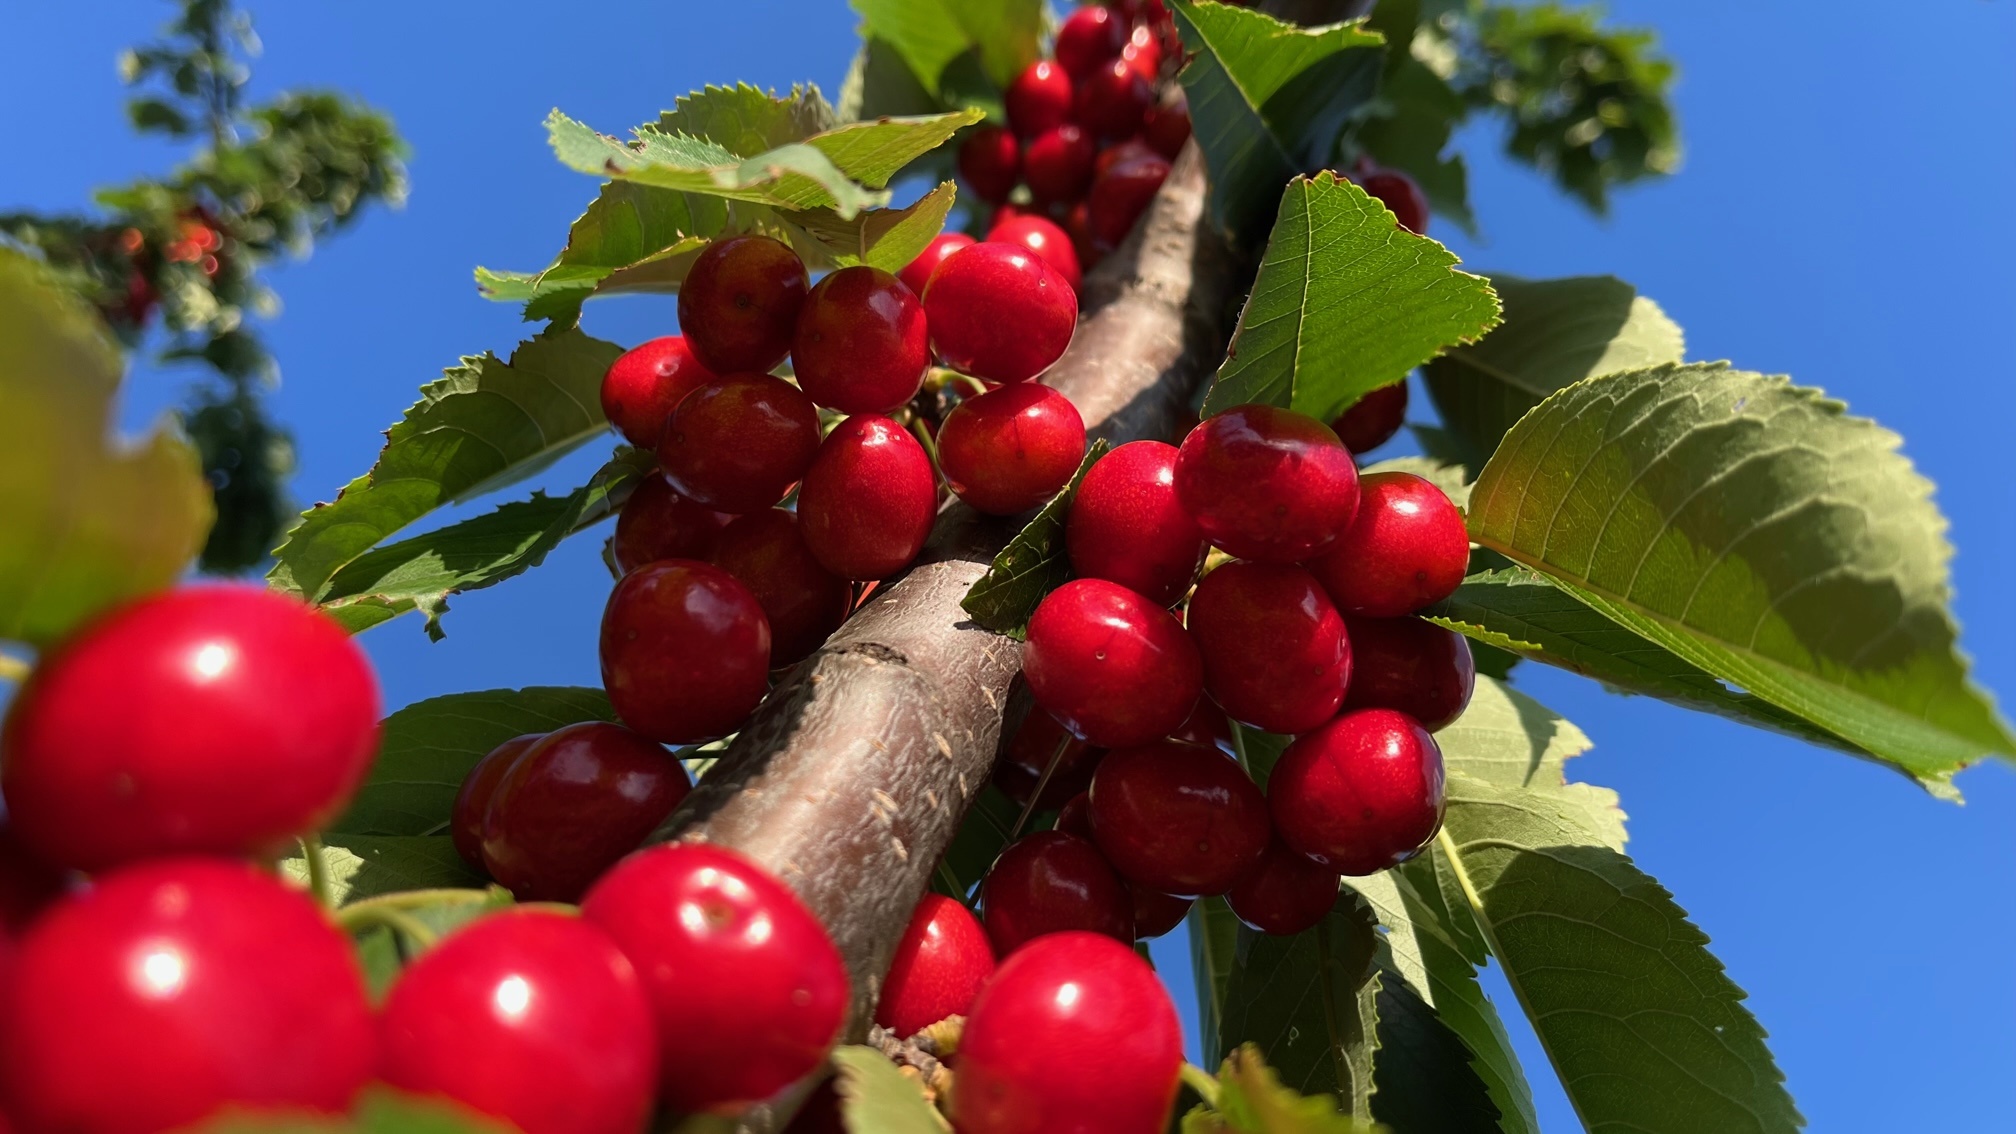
[1359, 167, 1430, 235]
[602, 335, 718, 448]
[1094, 138, 1160, 183]
[1063, 199, 1104, 269]
[1186, 562, 1351, 735]
[1130, 887, 1192, 940]
[924, 243, 1078, 384]
[987, 214, 1084, 293]
[600, 560, 771, 743]
[451, 732, 545, 870]
[1054, 5, 1129, 79]
[1341, 616, 1476, 732]
[1066, 440, 1208, 606]
[678, 235, 810, 373]
[1, 585, 380, 872]
[898, 231, 976, 297]
[1308, 471, 1469, 616]
[582, 844, 848, 1113]
[980, 831, 1133, 955]
[938, 383, 1087, 515]
[876, 893, 995, 1038]
[792, 266, 929, 414]
[1023, 125, 1098, 209]
[1075, 58, 1155, 142]
[796, 415, 939, 580]
[1169, 699, 1235, 756]
[712, 509, 853, 665]
[1089, 151, 1172, 245]
[1087, 741, 1269, 897]
[658, 372, 822, 513]
[958, 125, 1022, 205]
[1173, 404, 1360, 562]
[1054, 792, 1094, 840]
[611, 472, 733, 574]
[1120, 22, 1164, 79]
[1006, 60, 1075, 138]
[1024, 579, 1203, 747]
[378, 910, 657, 1134]
[1270, 708, 1446, 875]
[952, 931, 1181, 1134]
[479, 722, 692, 902]
[994, 707, 1107, 811]
[0, 858, 373, 1133]
[1330, 382, 1408, 455]
[1143, 92, 1192, 159]
[1227, 838, 1340, 936]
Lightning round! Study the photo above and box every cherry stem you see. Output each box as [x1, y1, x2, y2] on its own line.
[0, 654, 28, 684]
[1180, 1062, 1222, 1108]
[342, 886, 498, 915]
[1227, 719, 1254, 779]
[935, 858, 972, 910]
[297, 835, 333, 910]
[1008, 732, 1073, 841]
[335, 902, 440, 951]
[907, 415, 942, 469]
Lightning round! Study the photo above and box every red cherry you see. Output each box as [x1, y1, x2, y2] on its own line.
[378, 910, 657, 1134]
[712, 509, 853, 665]
[1063, 199, 1104, 269]
[1094, 138, 1160, 183]
[0, 858, 373, 1132]
[958, 125, 1022, 205]
[1341, 616, 1476, 732]
[1359, 168, 1430, 235]
[1308, 471, 1469, 616]
[1054, 5, 1128, 79]
[924, 243, 1078, 384]
[1066, 440, 1208, 606]
[1227, 838, 1340, 936]
[1074, 58, 1155, 142]
[582, 844, 848, 1113]
[599, 560, 771, 743]
[1054, 792, 1094, 840]
[1270, 708, 1446, 875]
[1169, 698, 1235, 756]
[1173, 404, 1361, 562]
[1089, 151, 1172, 245]
[898, 232, 976, 298]
[1120, 23, 1164, 79]
[1024, 579, 1203, 747]
[1022, 125, 1098, 209]
[611, 472, 733, 574]
[451, 732, 545, 870]
[601, 335, 718, 448]
[952, 931, 1181, 1134]
[1006, 60, 1075, 138]
[678, 235, 810, 373]
[1329, 381, 1408, 455]
[986, 214, 1084, 293]
[479, 722, 693, 902]
[796, 415, 939, 580]
[1130, 886, 1193, 939]
[1, 585, 380, 872]
[1143, 92, 1192, 159]
[938, 383, 1087, 515]
[979, 832, 1132, 955]
[876, 893, 996, 1038]
[1186, 562, 1351, 734]
[993, 708, 1107, 811]
[658, 373, 822, 513]
[1087, 741, 1269, 897]
[791, 266, 929, 414]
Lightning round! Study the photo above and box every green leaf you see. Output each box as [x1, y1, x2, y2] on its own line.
[547, 111, 883, 219]
[1360, 454, 1472, 512]
[806, 109, 986, 189]
[0, 249, 212, 647]
[851, 0, 1041, 94]
[267, 328, 623, 605]
[960, 438, 1108, 635]
[832, 1045, 947, 1134]
[1435, 671, 1590, 788]
[1355, 0, 1474, 232]
[1183, 1045, 1379, 1134]
[1189, 895, 1243, 1068]
[280, 835, 485, 904]
[1367, 967, 1504, 1134]
[350, 888, 516, 998]
[778, 181, 957, 274]
[193, 1087, 512, 1133]
[1468, 362, 2016, 789]
[476, 182, 729, 326]
[656, 83, 836, 156]
[936, 781, 1020, 905]
[333, 686, 618, 837]
[839, 38, 948, 123]
[1217, 895, 1377, 1120]
[1201, 175, 1500, 422]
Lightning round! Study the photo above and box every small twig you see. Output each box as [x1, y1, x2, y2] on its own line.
[1228, 719, 1254, 778]
[1008, 733, 1072, 841]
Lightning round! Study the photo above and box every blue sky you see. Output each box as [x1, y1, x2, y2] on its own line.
[6, 2, 2013, 1130]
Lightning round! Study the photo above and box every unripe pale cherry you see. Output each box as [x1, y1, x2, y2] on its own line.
[876, 893, 996, 1038]
[1023, 125, 1098, 209]
[1360, 167, 1430, 235]
[980, 831, 1133, 956]
[1075, 57, 1155, 142]
[1342, 615, 1476, 732]
[1228, 837, 1340, 936]
[658, 372, 822, 514]
[1087, 741, 1270, 897]
[1006, 59, 1075, 138]
[797, 415, 939, 580]
[1053, 4, 1128, 78]
[1066, 440, 1209, 606]
[1090, 151, 1173, 246]
[712, 508, 853, 665]
[1024, 579, 1203, 747]
[1130, 886, 1193, 940]
[677, 235, 809, 373]
[452, 732, 545, 869]
[1174, 404, 1360, 562]
[952, 931, 1182, 1134]
[601, 334, 717, 448]
[924, 243, 1079, 384]
[938, 383, 1087, 515]
[791, 266, 929, 414]
[993, 707, 1107, 810]
[1309, 470, 1469, 616]
[958, 125, 1022, 204]
[599, 560, 771, 743]
[1270, 708, 1446, 875]
[1186, 561, 1352, 734]
[611, 472, 733, 574]
[987, 214, 1084, 293]
[1330, 382, 1409, 455]
[898, 231, 975, 297]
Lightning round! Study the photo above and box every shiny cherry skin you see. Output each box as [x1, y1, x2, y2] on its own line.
[658, 372, 822, 513]
[792, 266, 929, 414]
[582, 844, 848, 1113]
[1227, 838, 1339, 936]
[712, 509, 853, 665]
[1094, 138, 1159, 183]
[1063, 199, 1104, 269]
[451, 732, 545, 870]
[924, 242, 1078, 383]
[1066, 440, 1208, 606]
[1089, 151, 1172, 245]
[992, 708, 1106, 811]
[678, 234, 809, 373]
[600, 560, 771, 743]
[1129, 887, 1193, 939]
[1006, 60, 1075, 138]
[601, 335, 718, 448]
[938, 383, 1087, 515]
[1087, 741, 1270, 897]
[876, 893, 996, 1038]
[1308, 471, 1469, 616]
[986, 214, 1084, 293]
[479, 722, 693, 902]
[898, 231, 976, 297]
[979, 832, 1132, 955]
[958, 125, 1022, 204]
[952, 931, 1182, 1134]
[796, 415, 939, 580]
[1022, 125, 1097, 209]
[611, 472, 733, 574]
[1143, 96, 1192, 161]
[1120, 22, 1164, 79]
[1270, 708, 1446, 875]
[1174, 404, 1361, 562]
[1024, 579, 1203, 747]
[1075, 57, 1155, 142]
[1054, 792, 1094, 839]
[1169, 698, 1235, 756]
[1186, 562, 1351, 734]
[0, 858, 374, 1133]
[1330, 381, 1408, 454]
[1054, 5, 1128, 79]
[1341, 616, 1476, 732]
[1360, 167, 1430, 235]
[377, 910, 657, 1134]
[1, 585, 380, 872]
